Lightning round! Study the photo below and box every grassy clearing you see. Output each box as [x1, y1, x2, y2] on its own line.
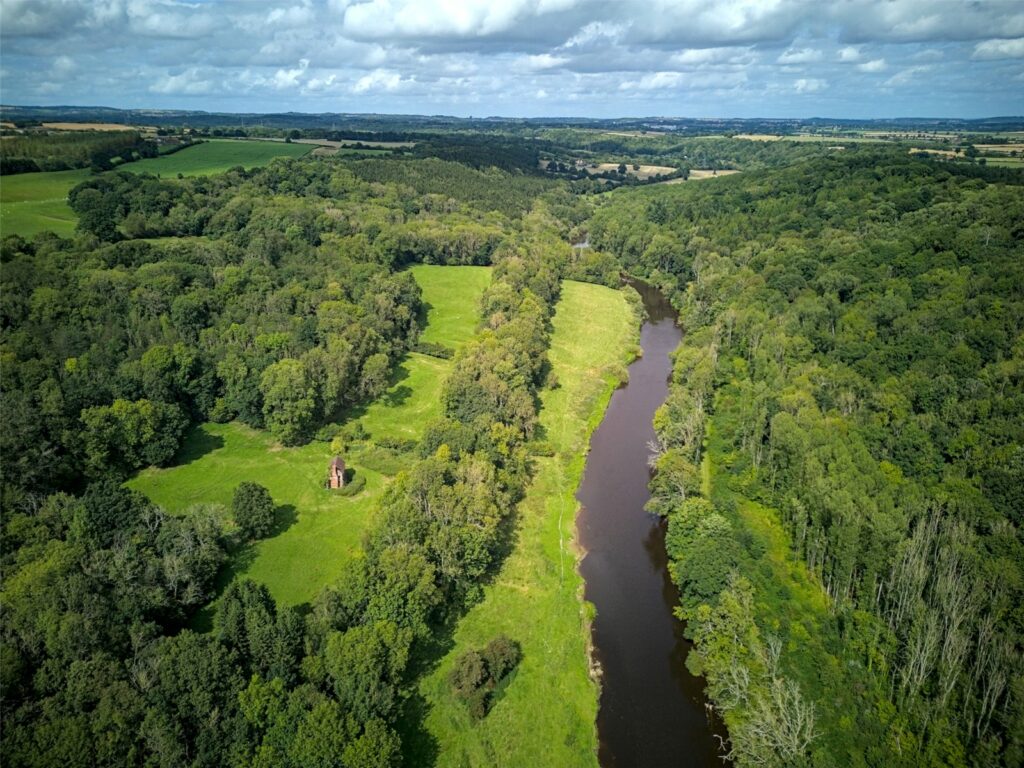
[126, 139, 312, 177]
[128, 422, 382, 607]
[411, 280, 638, 768]
[0, 168, 88, 237]
[354, 353, 451, 443]
[409, 264, 492, 349]
[128, 265, 490, 607]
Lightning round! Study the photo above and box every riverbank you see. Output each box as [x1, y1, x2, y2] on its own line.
[410, 280, 640, 767]
[578, 280, 721, 768]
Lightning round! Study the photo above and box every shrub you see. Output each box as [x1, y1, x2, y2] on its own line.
[232, 481, 275, 540]
[448, 635, 522, 719]
[336, 473, 367, 497]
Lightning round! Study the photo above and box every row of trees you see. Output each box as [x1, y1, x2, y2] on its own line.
[591, 152, 1024, 765]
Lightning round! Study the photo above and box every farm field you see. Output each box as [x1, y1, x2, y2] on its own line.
[0, 139, 314, 237]
[595, 162, 676, 179]
[41, 122, 137, 131]
[0, 168, 88, 237]
[128, 264, 491, 607]
[125, 138, 312, 176]
[659, 168, 741, 184]
[409, 280, 637, 768]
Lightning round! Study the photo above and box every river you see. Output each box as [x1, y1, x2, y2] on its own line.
[576, 280, 722, 768]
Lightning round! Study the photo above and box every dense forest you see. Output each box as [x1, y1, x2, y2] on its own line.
[2, 125, 1023, 768]
[589, 150, 1024, 765]
[0, 131, 159, 174]
[0, 151, 623, 765]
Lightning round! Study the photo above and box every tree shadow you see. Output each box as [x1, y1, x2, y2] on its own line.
[184, 505, 297, 634]
[417, 300, 434, 333]
[269, 504, 298, 537]
[398, 611, 461, 767]
[381, 384, 413, 408]
[337, 357, 414, 425]
[173, 425, 225, 467]
[398, 687, 441, 767]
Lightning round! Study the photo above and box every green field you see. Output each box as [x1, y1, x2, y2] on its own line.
[409, 264, 491, 348]
[0, 140, 312, 238]
[127, 421, 383, 607]
[128, 265, 491, 607]
[126, 138, 312, 177]
[0, 168, 88, 237]
[410, 281, 638, 767]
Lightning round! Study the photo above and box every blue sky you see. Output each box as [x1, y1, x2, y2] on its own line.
[1, 0, 1022, 118]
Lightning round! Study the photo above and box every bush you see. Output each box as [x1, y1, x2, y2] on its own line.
[412, 341, 454, 359]
[335, 473, 367, 497]
[232, 482, 275, 540]
[448, 635, 522, 719]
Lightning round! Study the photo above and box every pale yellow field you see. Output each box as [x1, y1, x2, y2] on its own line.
[595, 162, 676, 179]
[735, 133, 783, 141]
[294, 138, 415, 148]
[41, 122, 138, 131]
[602, 130, 667, 138]
[688, 168, 740, 179]
[909, 147, 963, 157]
[661, 169, 741, 184]
[976, 143, 1024, 154]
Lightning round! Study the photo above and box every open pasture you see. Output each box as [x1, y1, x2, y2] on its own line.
[126, 138, 312, 176]
[0, 168, 88, 237]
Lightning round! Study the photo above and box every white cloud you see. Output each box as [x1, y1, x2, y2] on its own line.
[885, 65, 930, 86]
[620, 71, 683, 90]
[150, 68, 215, 95]
[778, 47, 822, 64]
[672, 46, 753, 65]
[857, 58, 886, 72]
[272, 59, 309, 90]
[838, 45, 861, 62]
[521, 53, 569, 70]
[972, 38, 1024, 60]
[794, 77, 826, 93]
[343, 0, 580, 40]
[51, 55, 75, 76]
[352, 68, 407, 93]
[564, 20, 626, 48]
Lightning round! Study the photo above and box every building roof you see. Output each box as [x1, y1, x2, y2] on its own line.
[330, 456, 345, 470]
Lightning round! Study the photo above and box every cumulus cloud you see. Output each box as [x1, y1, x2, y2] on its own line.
[857, 58, 887, 72]
[972, 38, 1024, 60]
[150, 68, 216, 95]
[778, 47, 823, 64]
[0, 0, 1020, 117]
[794, 78, 827, 93]
[885, 65, 931, 86]
[352, 68, 408, 93]
[838, 46, 862, 62]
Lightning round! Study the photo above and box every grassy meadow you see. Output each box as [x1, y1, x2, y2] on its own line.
[0, 168, 88, 237]
[409, 281, 638, 768]
[0, 139, 312, 238]
[126, 138, 312, 176]
[129, 265, 491, 607]
[409, 264, 492, 348]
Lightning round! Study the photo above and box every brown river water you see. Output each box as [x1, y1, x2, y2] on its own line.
[576, 280, 723, 768]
